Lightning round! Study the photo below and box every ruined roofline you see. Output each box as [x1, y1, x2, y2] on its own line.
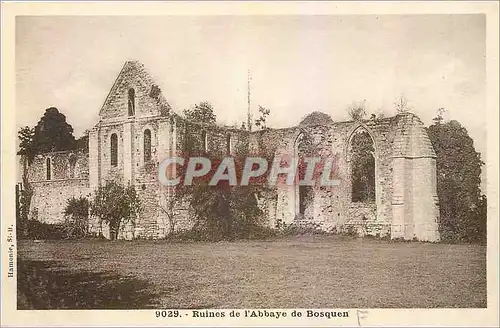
[95, 61, 424, 135]
[247, 112, 416, 134]
[165, 112, 247, 133]
[90, 111, 418, 136]
[30, 148, 89, 157]
[175, 112, 418, 135]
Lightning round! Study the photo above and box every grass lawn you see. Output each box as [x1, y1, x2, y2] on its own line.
[17, 235, 486, 309]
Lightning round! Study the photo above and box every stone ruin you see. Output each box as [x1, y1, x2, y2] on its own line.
[20, 61, 440, 241]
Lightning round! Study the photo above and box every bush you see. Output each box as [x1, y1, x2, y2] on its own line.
[276, 221, 328, 236]
[181, 178, 268, 241]
[63, 196, 90, 239]
[27, 219, 65, 240]
[163, 224, 278, 242]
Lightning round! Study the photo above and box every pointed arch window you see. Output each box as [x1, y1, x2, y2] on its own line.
[144, 129, 152, 162]
[128, 88, 135, 116]
[111, 133, 118, 167]
[46, 157, 52, 180]
[350, 128, 375, 203]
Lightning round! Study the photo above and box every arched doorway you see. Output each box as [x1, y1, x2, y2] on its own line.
[346, 125, 379, 222]
[350, 129, 375, 203]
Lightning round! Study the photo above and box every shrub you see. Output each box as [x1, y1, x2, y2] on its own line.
[276, 221, 327, 236]
[62, 196, 90, 239]
[27, 219, 64, 240]
[183, 179, 268, 241]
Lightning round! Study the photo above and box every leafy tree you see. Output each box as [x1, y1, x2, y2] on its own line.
[32, 107, 77, 153]
[17, 126, 35, 237]
[63, 196, 90, 239]
[76, 129, 89, 151]
[254, 106, 271, 130]
[427, 117, 486, 243]
[183, 102, 217, 124]
[394, 95, 411, 114]
[347, 100, 367, 121]
[17, 126, 35, 238]
[17, 126, 35, 164]
[90, 181, 141, 240]
[432, 107, 446, 125]
[17, 107, 77, 160]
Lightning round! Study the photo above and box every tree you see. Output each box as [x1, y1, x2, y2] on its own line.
[254, 106, 271, 130]
[17, 126, 35, 164]
[427, 117, 486, 243]
[63, 196, 90, 239]
[394, 95, 411, 114]
[17, 179, 32, 239]
[76, 129, 89, 151]
[18, 107, 77, 157]
[347, 100, 367, 121]
[183, 102, 217, 124]
[90, 181, 141, 240]
[433, 107, 446, 125]
[17, 126, 35, 238]
[32, 107, 77, 153]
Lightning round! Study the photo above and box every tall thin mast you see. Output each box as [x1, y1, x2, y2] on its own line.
[247, 69, 252, 132]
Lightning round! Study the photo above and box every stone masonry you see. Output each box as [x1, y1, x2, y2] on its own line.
[23, 61, 440, 241]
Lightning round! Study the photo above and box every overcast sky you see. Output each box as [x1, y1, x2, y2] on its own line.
[16, 15, 486, 158]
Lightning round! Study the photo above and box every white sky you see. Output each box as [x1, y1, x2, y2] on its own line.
[16, 15, 486, 158]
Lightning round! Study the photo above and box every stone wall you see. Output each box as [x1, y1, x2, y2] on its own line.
[24, 113, 440, 241]
[27, 150, 90, 224]
[249, 113, 439, 241]
[24, 61, 440, 242]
